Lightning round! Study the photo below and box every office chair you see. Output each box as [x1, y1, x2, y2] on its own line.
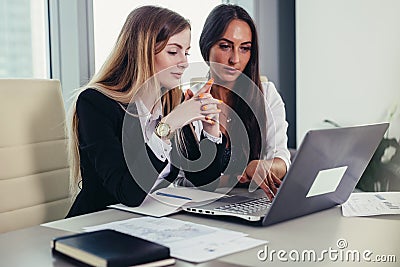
[0, 79, 71, 233]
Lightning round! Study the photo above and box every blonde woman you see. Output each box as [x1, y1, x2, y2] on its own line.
[66, 6, 224, 217]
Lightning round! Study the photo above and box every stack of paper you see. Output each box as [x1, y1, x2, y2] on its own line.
[341, 191, 400, 217]
[84, 216, 267, 263]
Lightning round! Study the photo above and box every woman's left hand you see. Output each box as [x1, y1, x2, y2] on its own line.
[238, 159, 282, 200]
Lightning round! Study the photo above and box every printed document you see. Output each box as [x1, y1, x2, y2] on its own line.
[84, 216, 267, 263]
[342, 191, 400, 217]
[109, 186, 225, 217]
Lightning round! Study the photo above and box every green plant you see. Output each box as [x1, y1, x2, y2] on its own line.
[356, 137, 400, 191]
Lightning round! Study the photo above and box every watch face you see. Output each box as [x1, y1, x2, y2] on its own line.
[156, 122, 170, 137]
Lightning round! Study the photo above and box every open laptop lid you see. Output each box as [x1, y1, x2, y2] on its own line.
[262, 122, 389, 226]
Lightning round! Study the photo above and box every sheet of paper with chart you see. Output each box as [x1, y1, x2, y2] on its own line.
[341, 191, 400, 217]
[108, 186, 225, 217]
[84, 216, 267, 262]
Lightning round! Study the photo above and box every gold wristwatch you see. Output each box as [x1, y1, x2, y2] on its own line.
[155, 121, 173, 139]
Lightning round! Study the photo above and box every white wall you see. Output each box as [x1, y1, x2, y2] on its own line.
[93, 0, 221, 72]
[296, 0, 400, 145]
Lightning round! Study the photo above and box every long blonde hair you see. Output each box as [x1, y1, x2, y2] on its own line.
[68, 6, 190, 198]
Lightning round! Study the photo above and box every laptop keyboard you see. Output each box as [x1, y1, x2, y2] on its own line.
[214, 197, 272, 215]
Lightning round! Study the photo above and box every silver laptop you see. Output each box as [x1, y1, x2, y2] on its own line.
[183, 123, 389, 226]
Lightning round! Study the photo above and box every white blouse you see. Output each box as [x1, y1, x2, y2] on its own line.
[261, 81, 291, 170]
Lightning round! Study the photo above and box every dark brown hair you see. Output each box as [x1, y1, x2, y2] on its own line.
[200, 4, 266, 162]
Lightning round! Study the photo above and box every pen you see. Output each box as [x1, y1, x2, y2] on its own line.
[155, 192, 192, 201]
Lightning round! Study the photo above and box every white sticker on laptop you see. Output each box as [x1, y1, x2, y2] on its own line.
[306, 166, 348, 198]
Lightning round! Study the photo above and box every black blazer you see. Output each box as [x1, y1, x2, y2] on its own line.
[66, 89, 226, 217]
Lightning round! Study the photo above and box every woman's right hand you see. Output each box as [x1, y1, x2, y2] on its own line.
[162, 79, 221, 134]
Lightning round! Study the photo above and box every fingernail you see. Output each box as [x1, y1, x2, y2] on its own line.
[218, 99, 223, 103]
[206, 78, 214, 85]
[198, 93, 205, 98]
[202, 105, 208, 110]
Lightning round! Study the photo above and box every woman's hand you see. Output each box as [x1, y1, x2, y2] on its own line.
[238, 159, 284, 200]
[191, 80, 221, 137]
[184, 79, 221, 137]
[163, 79, 221, 135]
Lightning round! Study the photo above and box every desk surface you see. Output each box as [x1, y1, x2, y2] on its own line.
[46, 207, 400, 266]
[0, 222, 242, 267]
[3, 204, 398, 267]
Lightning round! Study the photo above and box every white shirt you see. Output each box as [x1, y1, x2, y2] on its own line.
[135, 99, 171, 162]
[262, 81, 291, 170]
